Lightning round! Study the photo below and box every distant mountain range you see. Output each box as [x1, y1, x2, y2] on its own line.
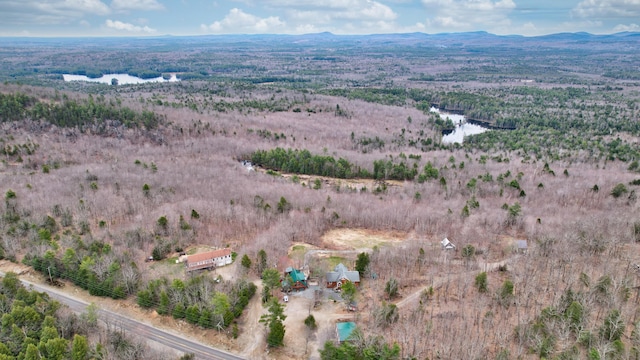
[1, 31, 638, 51]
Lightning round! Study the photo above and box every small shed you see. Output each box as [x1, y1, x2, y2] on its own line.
[516, 240, 528, 254]
[347, 301, 358, 312]
[441, 238, 456, 250]
[336, 322, 356, 343]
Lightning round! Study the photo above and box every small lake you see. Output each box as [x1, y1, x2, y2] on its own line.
[62, 73, 179, 85]
[430, 107, 489, 144]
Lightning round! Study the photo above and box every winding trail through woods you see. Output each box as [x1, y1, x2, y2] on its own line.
[396, 258, 513, 309]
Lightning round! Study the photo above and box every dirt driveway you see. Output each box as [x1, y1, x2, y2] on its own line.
[231, 272, 352, 360]
[266, 286, 353, 360]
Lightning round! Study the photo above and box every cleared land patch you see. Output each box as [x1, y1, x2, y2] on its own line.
[320, 228, 407, 250]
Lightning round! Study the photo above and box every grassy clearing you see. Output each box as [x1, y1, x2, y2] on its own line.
[321, 228, 406, 250]
[327, 256, 348, 268]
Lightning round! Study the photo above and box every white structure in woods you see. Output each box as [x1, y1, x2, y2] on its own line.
[441, 238, 456, 250]
[185, 248, 232, 272]
[515, 240, 528, 254]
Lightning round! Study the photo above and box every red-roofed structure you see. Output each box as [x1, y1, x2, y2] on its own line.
[185, 248, 232, 272]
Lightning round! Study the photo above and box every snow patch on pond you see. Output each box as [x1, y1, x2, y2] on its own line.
[240, 160, 255, 172]
[442, 123, 489, 144]
[63, 73, 179, 85]
[430, 107, 489, 144]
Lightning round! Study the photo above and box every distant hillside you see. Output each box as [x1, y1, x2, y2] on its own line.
[1, 31, 638, 51]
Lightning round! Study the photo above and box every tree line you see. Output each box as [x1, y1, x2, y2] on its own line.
[249, 147, 421, 181]
[0, 92, 161, 130]
[24, 240, 138, 300]
[0, 272, 83, 360]
[0, 272, 188, 359]
[136, 275, 256, 333]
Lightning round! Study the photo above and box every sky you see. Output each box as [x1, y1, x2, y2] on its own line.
[0, 0, 639, 37]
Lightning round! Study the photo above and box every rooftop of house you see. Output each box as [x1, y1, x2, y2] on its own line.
[516, 240, 528, 249]
[285, 267, 307, 283]
[326, 263, 360, 283]
[186, 248, 231, 264]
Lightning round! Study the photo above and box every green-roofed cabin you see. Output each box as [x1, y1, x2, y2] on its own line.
[284, 267, 308, 291]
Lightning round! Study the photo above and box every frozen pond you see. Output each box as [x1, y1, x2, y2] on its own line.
[431, 107, 489, 144]
[63, 73, 179, 85]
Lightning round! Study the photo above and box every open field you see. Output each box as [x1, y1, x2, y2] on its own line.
[1, 32, 640, 360]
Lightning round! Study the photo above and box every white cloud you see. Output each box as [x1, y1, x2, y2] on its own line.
[0, 0, 110, 25]
[201, 8, 286, 33]
[543, 19, 604, 33]
[295, 23, 319, 34]
[363, 20, 397, 32]
[613, 23, 640, 31]
[413, 22, 427, 31]
[111, 0, 164, 11]
[361, 2, 397, 20]
[36, 0, 111, 17]
[57, 0, 111, 15]
[573, 0, 640, 18]
[521, 21, 537, 33]
[288, 10, 331, 24]
[217, 0, 398, 33]
[105, 19, 156, 33]
[0, 29, 31, 36]
[420, 0, 515, 33]
[280, 0, 396, 21]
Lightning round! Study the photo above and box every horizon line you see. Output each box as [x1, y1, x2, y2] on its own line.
[1, 30, 639, 40]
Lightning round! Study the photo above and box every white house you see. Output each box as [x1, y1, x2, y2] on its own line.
[185, 248, 232, 272]
[441, 238, 456, 250]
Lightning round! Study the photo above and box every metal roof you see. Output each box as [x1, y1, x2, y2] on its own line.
[287, 268, 306, 283]
[186, 248, 231, 265]
[326, 263, 360, 283]
[441, 237, 456, 249]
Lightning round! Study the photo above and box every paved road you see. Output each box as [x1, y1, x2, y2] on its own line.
[4, 273, 245, 360]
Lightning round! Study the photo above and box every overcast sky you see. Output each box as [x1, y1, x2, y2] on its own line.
[0, 0, 638, 37]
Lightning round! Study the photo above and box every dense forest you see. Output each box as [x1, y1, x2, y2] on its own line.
[249, 147, 422, 181]
[0, 272, 177, 360]
[0, 92, 161, 131]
